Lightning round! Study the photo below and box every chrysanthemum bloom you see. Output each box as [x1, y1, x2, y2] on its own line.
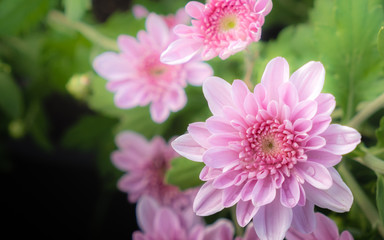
[172, 57, 361, 240]
[286, 213, 354, 240]
[93, 13, 212, 123]
[133, 196, 236, 240]
[160, 0, 272, 64]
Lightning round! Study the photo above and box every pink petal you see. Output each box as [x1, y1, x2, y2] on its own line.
[146, 13, 170, 48]
[254, 84, 268, 109]
[304, 167, 353, 212]
[136, 196, 160, 232]
[193, 181, 224, 216]
[293, 118, 312, 133]
[115, 131, 151, 156]
[150, 101, 170, 123]
[315, 93, 335, 116]
[110, 150, 144, 171]
[320, 124, 361, 155]
[261, 57, 290, 101]
[185, 62, 213, 86]
[222, 185, 242, 207]
[117, 35, 142, 56]
[203, 219, 234, 240]
[132, 232, 146, 240]
[312, 213, 339, 240]
[252, 177, 276, 207]
[203, 147, 239, 168]
[200, 166, 222, 181]
[236, 200, 259, 227]
[253, 197, 293, 240]
[165, 87, 187, 112]
[231, 80, 250, 112]
[185, 1, 205, 19]
[244, 93, 259, 115]
[308, 115, 331, 136]
[278, 82, 299, 109]
[174, 24, 195, 37]
[212, 169, 242, 189]
[291, 100, 317, 121]
[254, 0, 272, 14]
[154, 208, 182, 237]
[306, 150, 342, 168]
[132, 4, 149, 19]
[114, 84, 143, 109]
[171, 134, 205, 162]
[203, 77, 233, 116]
[241, 179, 257, 201]
[339, 231, 354, 240]
[296, 161, 332, 189]
[222, 106, 248, 129]
[242, 223, 260, 240]
[291, 201, 316, 234]
[208, 133, 241, 146]
[93, 52, 133, 81]
[206, 116, 237, 133]
[160, 38, 202, 64]
[280, 176, 300, 208]
[290, 61, 325, 101]
[188, 122, 212, 148]
[304, 136, 326, 150]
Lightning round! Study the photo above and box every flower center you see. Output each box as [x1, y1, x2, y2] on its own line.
[239, 119, 304, 178]
[149, 66, 167, 76]
[219, 15, 237, 31]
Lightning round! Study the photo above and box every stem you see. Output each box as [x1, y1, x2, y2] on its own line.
[230, 206, 244, 237]
[338, 163, 384, 237]
[348, 91, 384, 129]
[243, 47, 258, 90]
[353, 153, 384, 175]
[47, 10, 118, 51]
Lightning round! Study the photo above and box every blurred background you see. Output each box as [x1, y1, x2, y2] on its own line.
[4, 0, 383, 239]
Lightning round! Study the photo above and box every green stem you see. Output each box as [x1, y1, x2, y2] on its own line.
[348, 91, 384, 129]
[47, 10, 118, 51]
[353, 153, 384, 175]
[243, 47, 258, 90]
[338, 163, 384, 237]
[230, 206, 244, 237]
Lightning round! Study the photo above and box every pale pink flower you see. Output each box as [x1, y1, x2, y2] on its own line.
[93, 13, 212, 123]
[160, 0, 272, 64]
[286, 212, 354, 240]
[132, 4, 149, 19]
[172, 57, 361, 240]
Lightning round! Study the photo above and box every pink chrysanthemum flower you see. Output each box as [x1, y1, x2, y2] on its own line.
[160, 0, 272, 64]
[286, 213, 354, 240]
[172, 57, 361, 240]
[93, 13, 212, 123]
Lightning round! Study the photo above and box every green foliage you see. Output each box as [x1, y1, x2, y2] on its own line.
[165, 157, 204, 190]
[376, 117, 384, 149]
[0, 65, 24, 119]
[0, 0, 54, 36]
[377, 174, 384, 228]
[378, 27, 384, 58]
[63, 0, 91, 21]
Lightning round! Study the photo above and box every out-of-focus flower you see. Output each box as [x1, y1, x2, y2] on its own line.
[286, 213, 354, 240]
[132, 4, 190, 30]
[66, 73, 91, 100]
[161, 0, 272, 64]
[133, 196, 236, 240]
[93, 13, 212, 123]
[172, 57, 361, 240]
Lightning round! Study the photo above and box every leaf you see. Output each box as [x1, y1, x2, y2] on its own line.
[376, 117, 384, 148]
[61, 115, 117, 150]
[377, 174, 384, 227]
[0, 0, 53, 36]
[378, 27, 384, 58]
[165, 157, 204, 190]
[63, 0, 90, 21]
[0, 69, 24, 119]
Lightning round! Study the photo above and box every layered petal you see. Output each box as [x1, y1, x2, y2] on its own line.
[172, 134, 205, 162]
[193, 181, 224, 216]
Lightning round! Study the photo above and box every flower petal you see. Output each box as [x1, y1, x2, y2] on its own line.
[236, 200, 259, 227]
[231, 80, 250, 111]
[290, 61, 325, 101]
[304, 167, 353, 212]
[212, 169, 242, 189]
[280, 176, 300, 208]
[185, 1, 205, 19]
[315, 93, 335, 116]
[203, 219, 234, 240]
[278, 82, 299, 109]
[291, 201, 316, 234]
[306, 150, 342, 168]
[206, 116, 237, 133]
[320, 124, 361, 155]
[193, 181, 224, 216]
[339, 231, 354, 240]
[188, 122, 212, 148]
[252, 177, 276, 207]
[222, 185, 242, 207]
[261, 57, 290, 101]
[146, 13, 169, 48]
[203, 77, 233, 116]
[312, 213, 339, 240]
[203, 147, 239, 168]
[253, 197, 293, 240]
[185, 62, 213, 86]
[93, 52, 133, 81]
[171, 134, 205, 162]
[150, 101, 170, 123]
[160, 38, 202, 65]
[291, 100, 317, 121]
[296, 161, 332, 189]
[117, 35, 142, 56]
[136, 196, 160, 232]
[154, 208, 182, 238]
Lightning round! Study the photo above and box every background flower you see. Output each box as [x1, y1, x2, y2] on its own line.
[93, 12, 213, 123]
[172, 57, 361, 240]
[161, 0, 272, 64]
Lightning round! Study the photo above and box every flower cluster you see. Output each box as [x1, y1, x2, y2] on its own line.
[172, 57, 361, 239]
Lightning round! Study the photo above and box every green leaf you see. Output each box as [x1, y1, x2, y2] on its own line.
[377, 174, 384, 227]
[0, 68, 24, 119]
[63, 0, 90, 21]
[61, 115, 117, 150]
[0, 0, 53, 36]
[165, 157, 204, 190]
[378, 27, 384, 58]
[376, 117, 384, 148]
